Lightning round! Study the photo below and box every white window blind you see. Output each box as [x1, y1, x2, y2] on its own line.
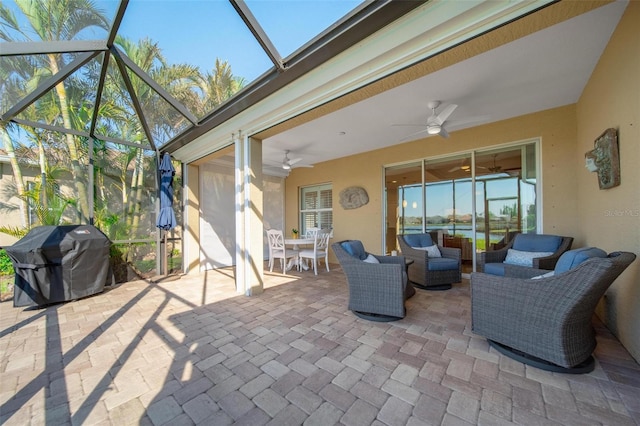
[300, 184, 332, 235]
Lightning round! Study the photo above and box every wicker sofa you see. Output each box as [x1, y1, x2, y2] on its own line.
[478, 233, 573, 276]
[471, 248, 636, 373]
[397, 233, 461, 290]
[332, 240, 415, 322]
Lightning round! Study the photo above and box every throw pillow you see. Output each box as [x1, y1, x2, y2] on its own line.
[554, 247, 607, 274]
[363, 254, 380, 263]
[504, 249, 554, 267]
[411, 245, 441, 258]
[341, 240, 367, 260]
[531, 271, 555, 280]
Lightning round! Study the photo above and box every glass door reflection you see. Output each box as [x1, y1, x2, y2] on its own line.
[383, 140, 538, 273]
[384, 162, 422, 254]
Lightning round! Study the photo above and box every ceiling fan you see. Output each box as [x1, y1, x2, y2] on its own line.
[395, 101, 458, 140]
[487, 154, 503, 173]
[281, 150, 313, 170]
[424, 101, 457, 138]
[448, 158, 471, 173]
[447, 157, 487, 173]
[487, 154, 521, 176]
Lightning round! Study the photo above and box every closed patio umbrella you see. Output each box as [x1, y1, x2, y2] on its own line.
[157, 152, 176, 231]
[157, 153, 176, 275]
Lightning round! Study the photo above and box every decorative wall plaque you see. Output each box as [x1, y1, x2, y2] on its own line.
[585, 128, 620, 190]
[339, 186, 369, 210]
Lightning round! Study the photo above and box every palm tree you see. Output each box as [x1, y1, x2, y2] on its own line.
[1, 0, 110, 222]
[0, 123, 28, 227]
[197, 58, 247, 115]
[0, 53, 44, 228]
[109, 36, 202, 234]
[2, 2, 246, 243]
[112, 36, 203, 141]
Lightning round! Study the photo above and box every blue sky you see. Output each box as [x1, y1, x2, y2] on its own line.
[115, 0, 360, 81]
[4, 0, 360, 82]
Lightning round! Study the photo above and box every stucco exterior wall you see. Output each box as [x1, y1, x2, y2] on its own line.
[285, 2, 639, 363]
[285, 104, 579, 259]
[576, 1, 640, 362]
[0, 162, 33, 247]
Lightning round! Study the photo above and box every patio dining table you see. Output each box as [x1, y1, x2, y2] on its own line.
[284, 237, 315, 271]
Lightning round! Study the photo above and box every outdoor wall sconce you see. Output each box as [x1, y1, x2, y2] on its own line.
[585, 128, 620, 189]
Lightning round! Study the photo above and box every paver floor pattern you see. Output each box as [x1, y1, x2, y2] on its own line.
[1, 265, 639, 425]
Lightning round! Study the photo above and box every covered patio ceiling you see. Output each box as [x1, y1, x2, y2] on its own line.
[259, 0, 627, 176]
[1, 1, 628, 176]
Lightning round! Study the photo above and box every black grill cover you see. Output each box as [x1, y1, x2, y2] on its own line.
[6, 225, 113, 307]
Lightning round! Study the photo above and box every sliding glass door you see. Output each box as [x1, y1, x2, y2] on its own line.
[385, 162, 422, 254]
[384, 141, 538, 274]
[474, 145, 538, 257]
[424, 154, 474, 266]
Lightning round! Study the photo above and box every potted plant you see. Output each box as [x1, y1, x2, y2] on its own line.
[292, 228, 299, 239]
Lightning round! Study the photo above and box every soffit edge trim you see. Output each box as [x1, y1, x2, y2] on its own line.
[171, 0, 556, 164]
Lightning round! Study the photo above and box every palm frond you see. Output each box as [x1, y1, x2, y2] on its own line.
[0, 225, 28, 239]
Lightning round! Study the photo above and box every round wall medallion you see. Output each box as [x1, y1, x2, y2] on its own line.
[339, 186, 369, 210]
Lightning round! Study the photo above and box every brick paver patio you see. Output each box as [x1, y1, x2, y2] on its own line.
[1, 264, 639, 425]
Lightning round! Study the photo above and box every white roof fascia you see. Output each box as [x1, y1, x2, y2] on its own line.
[173, 0, 555, 164]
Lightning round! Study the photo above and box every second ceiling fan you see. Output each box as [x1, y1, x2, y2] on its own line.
[282, 150, 313, 170]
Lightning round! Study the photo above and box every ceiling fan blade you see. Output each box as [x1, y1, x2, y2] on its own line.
[446, 114, 491, 128]
[292, 164, 314, 169]
[400, 128, 430, 141]
[439, 127, 450, 138]
[436, 104, 458, 123]
[289, 157, 303, 166]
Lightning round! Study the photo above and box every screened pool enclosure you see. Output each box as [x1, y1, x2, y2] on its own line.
[1, 0, 419, 277]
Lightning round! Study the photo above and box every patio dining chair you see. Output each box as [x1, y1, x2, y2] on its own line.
[298, 229, 331, 275]
[304, 227, 321, 238]
[266, 229, 298, 274]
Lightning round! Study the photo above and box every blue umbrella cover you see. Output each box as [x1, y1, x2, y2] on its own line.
[157, 153, 177, 230]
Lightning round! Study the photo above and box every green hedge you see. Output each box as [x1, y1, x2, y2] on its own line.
[0, 249, 14, 275]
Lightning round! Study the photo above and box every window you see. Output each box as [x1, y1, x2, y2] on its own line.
[300, 184, 332, 235]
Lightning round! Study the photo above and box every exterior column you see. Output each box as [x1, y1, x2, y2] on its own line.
[184, 163, 201, 274]
[235, 133, 264, 295]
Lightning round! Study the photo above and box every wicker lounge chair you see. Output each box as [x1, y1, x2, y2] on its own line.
[471, 249, 636, 373]
[397, 233, 461, 290]
[332, 240, 415, 322]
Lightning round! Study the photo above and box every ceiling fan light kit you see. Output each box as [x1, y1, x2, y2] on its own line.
[427, 124, 441, 135]
[395, 100, 458, 140]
